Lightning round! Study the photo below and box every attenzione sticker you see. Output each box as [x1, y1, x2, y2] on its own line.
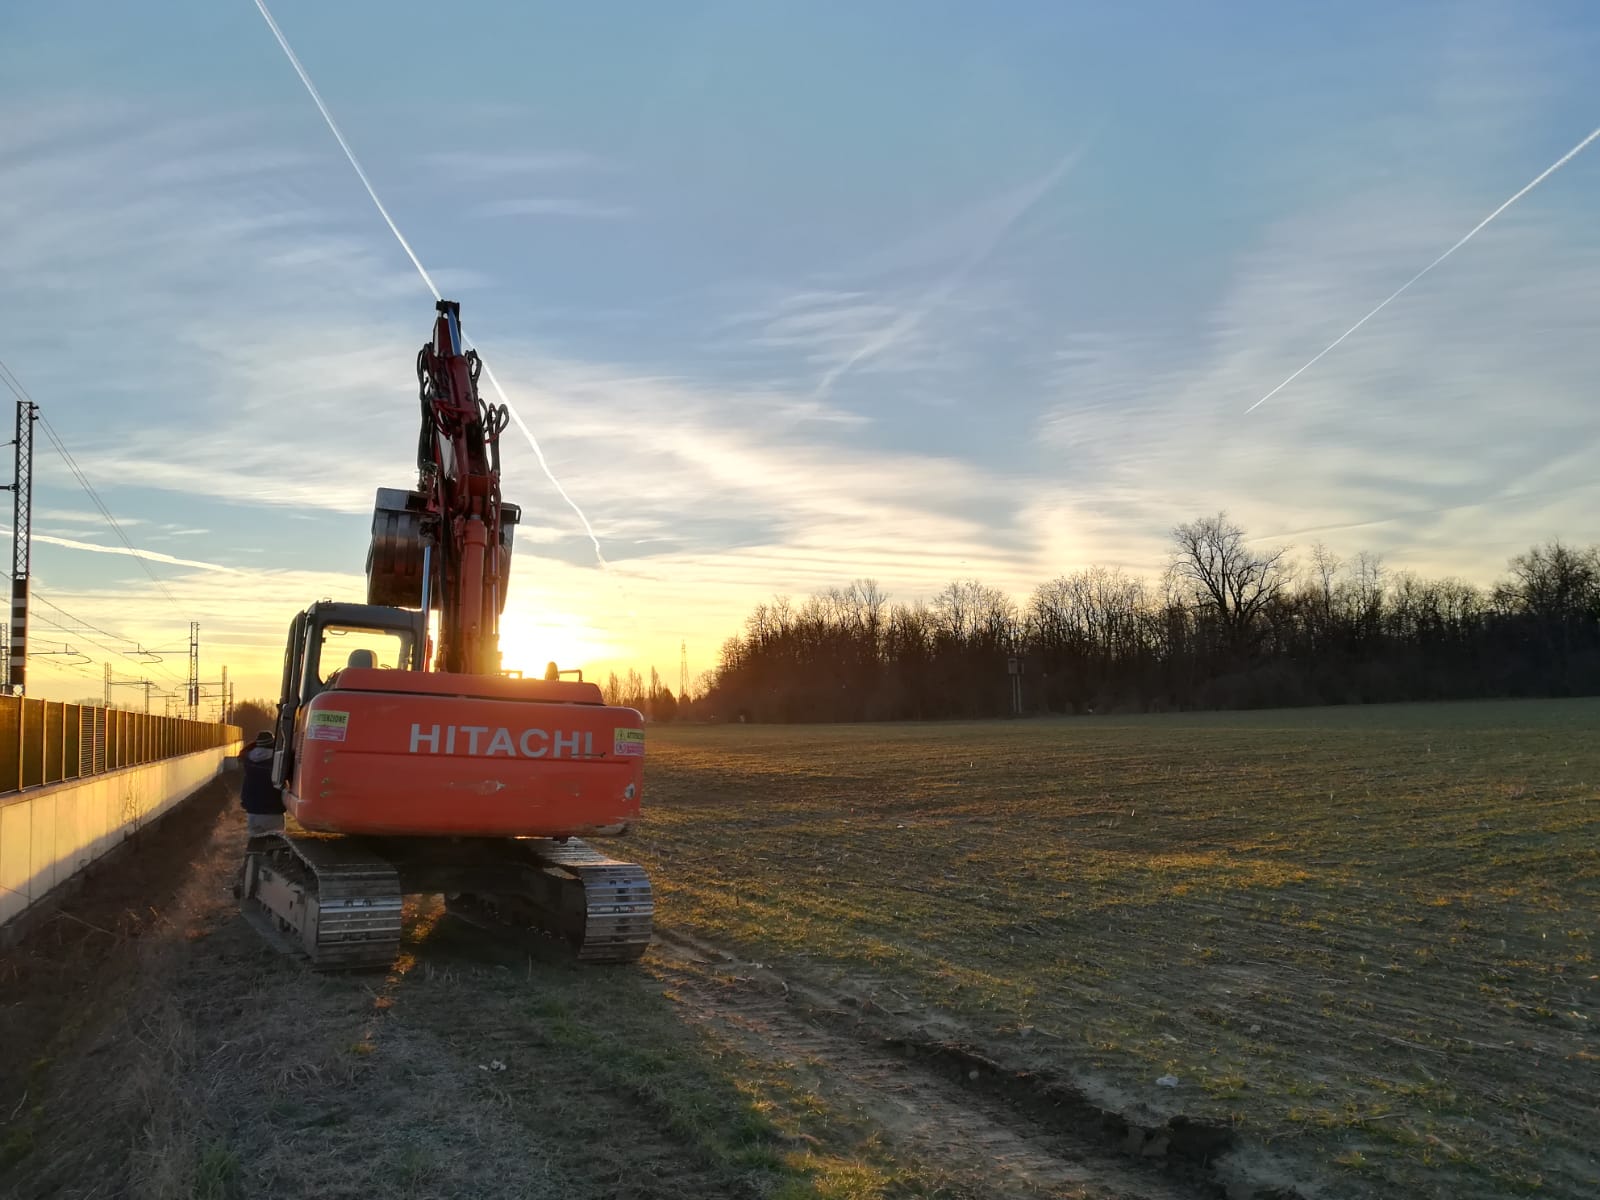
[307, 710, 350, 742]
[613, 727, 644, 757]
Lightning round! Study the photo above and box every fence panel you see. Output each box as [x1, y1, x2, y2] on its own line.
[0, 697, 17, 793]
[0, 700, 239, 798]
[65, 705, 82, 783]
[43, 703, 64, 785]
[20, 699, 44, 790]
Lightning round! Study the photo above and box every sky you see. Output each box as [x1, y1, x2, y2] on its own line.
[1, 0, 1598, 710]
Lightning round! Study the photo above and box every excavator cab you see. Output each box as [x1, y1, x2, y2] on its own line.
[272, 600, 426, 788]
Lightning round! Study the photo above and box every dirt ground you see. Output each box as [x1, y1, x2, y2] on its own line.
[0, 780, 1196, 1200]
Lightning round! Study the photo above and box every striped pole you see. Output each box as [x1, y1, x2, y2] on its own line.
[7, 402, 37, 695]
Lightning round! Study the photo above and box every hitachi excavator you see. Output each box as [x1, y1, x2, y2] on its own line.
[239, 300, 652, 969]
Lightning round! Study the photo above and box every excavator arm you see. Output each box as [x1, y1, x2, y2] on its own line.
[368, 301, 521, 676]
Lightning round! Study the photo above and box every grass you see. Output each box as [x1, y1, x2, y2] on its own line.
[632, 699, 1600, 1200]
[0, 797, 986, 1200]
[399, 910, 978, 1199]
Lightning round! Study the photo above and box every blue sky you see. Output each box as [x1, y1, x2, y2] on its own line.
[1, 1, 1598, 705]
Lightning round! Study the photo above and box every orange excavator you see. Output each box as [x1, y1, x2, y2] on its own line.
[239, 301, 652, 969]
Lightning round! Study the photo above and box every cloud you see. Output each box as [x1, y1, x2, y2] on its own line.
[1033, 109, 1600, 580]
[0, 95, 1060, 715]
[807, 146, 1088, 400]
[743, 291, 917, 366]
[474, 197, 634, 220]
[29, 561, 371, 697]
[37, 508, 145, 526]
[420, 150, 613, 178]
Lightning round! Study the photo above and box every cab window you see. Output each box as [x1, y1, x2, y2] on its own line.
[317, 625, 413, 684]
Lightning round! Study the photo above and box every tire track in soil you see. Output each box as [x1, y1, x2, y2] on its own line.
[650, 930, 1202, 1200]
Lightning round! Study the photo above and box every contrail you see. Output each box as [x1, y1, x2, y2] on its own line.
[1, 528, 243, 574]
[814, 145, 1086, 401]
[252, 0, 608, 567]
[1246, 121, 1600, 415]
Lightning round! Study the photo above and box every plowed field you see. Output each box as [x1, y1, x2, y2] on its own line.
[634, 700, 1600, 1199]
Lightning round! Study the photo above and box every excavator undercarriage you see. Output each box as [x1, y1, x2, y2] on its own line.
[241, 832, 654, 969]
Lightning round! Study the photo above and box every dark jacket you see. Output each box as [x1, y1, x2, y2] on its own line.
[239, 744, 285, 815]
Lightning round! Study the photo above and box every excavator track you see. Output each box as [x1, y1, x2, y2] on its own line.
[445, 838, 654, 963]
[240, 833, 404, 970]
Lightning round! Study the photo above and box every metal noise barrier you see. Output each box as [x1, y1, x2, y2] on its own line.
[0, 695, 239, 796]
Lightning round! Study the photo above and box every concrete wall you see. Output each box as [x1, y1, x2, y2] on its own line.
[0, 741, 241, 929]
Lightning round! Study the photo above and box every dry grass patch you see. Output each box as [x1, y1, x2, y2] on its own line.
[2, 787, 1000, 1200]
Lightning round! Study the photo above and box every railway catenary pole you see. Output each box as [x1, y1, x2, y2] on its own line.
[107, 674, 160, 714]
[187, 621, 199, 721]
[2, 400, 38, 695]
[184, 676, 230, 721]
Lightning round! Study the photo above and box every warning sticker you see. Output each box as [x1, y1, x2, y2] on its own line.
[613, 727, 645, 757]
[307, 710, 350, 743]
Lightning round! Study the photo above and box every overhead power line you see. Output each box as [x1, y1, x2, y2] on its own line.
[27, 598, 187, 689]
[37, 417, 184, 613]
[0, 357, 205, 701]
[0, 357, 185, 616]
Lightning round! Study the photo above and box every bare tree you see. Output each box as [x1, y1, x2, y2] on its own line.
[1309, 542, 1341, 625]
[933, 579, 1016, 647]
[1167, 512, 1290, 647]
[231, 698, 276, 738]
[1505, 540, 1600, 622]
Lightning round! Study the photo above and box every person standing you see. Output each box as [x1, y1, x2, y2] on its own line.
[239, 730, 286, 835]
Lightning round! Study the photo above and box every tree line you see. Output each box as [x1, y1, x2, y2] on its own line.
[600, 666, 681, 722]
[698, 513, 1600, 722]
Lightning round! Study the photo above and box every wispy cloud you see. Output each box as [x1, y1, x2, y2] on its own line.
[38, 507, 145, 527]
[420, 150, 613, 178]
[746, 291, 910, 365]
[809, 146, 1088, 400]
[474, 196, 634, 220]
[1034, 107, 1600, 580]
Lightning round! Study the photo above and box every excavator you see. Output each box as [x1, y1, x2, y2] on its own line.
[239, 300, 653, 969]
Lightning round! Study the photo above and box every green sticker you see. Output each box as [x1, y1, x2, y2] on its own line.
[307, 710, 349, 742]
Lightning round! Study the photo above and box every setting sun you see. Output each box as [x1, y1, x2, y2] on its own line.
[494, 610, 615, 681]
